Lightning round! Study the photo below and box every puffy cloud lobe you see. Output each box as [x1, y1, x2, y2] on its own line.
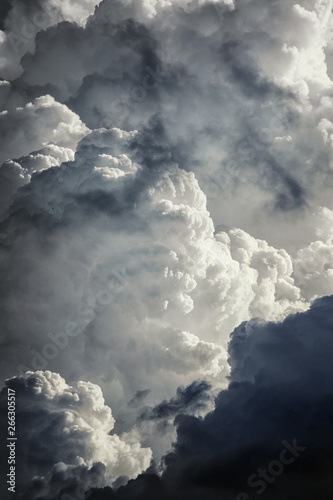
[0, 370, 152, 497]
[140, 381, 212, 421]
[0, 144, 75, 221]
[0, 95, 88, 165]
[213, 228, 306, 327]
[23, 462, 107, 500]
[293, 208, 333, 300]
[139, 381, 214, 440]
[0, 95, 88, 219]
[294, 239, 333, 300]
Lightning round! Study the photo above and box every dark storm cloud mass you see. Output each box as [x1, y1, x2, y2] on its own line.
[162, 296, 333, 499]
[7, 294, 333, 499]
[1, 0, 333, 499]
[98, 295, 333, 500]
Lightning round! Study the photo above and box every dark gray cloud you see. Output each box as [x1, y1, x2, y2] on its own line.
[0, 0, 12, 31]
[10, 294, 333, 499]
[159, 294, 333, 499]
[139, 380, 211, 421]
[129, 389, 151, 408]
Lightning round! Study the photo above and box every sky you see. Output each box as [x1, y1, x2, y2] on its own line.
[0, 0, 333, 499]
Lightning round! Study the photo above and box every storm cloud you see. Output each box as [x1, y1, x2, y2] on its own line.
[1, 0, 333, 498]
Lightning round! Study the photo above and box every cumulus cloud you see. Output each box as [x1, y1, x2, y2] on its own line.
[0, 0, 102, 79]
[0, 94, 89, 220]
[293, 207, 333, 300]
[0, 127, 227, 444]
[0, 125, 321, 402]
[1, 0, 333, 498]
[13, 293, 333, 500]
[0, 370, 152, 497]
[1, 0, 331, 250]
[0, 95, 88, 165]
[1, 123, 333, 469]
[158, 293, 333, 499]
[2, 0, 333, 249]
[97, 294, 333, 500]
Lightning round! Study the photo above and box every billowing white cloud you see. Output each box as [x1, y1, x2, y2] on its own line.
[0, 95, 88, 165]
[1, 370, 152, 491]
[0, 95, 89, 219]
[0, 126, 326, 420]
[293, 207, 333, 300]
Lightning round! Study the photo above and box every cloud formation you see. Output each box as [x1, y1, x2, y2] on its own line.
[0, 0, 102, 79]
[7, 293, 333, 499]
[1, 0, 331, 248]
[0, 122, 332, 494]
[0, 370, 152, 496]
[1, 0, 333, 498]
[1, 125, 326, 405]
[0, 95, 88, 219]
[86, 294, 333, 500]
[160, 293, 333, 499]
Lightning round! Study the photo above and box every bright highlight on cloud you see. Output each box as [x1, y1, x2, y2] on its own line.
[0, 370, 151, 495]
[1, 0, 333, 498]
